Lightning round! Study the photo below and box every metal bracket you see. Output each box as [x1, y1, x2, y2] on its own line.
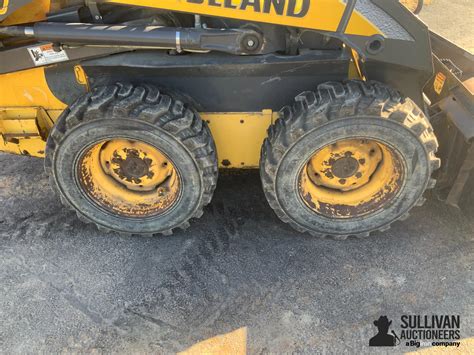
[85, 0, 103, 23]
[446, 143, 474, 208]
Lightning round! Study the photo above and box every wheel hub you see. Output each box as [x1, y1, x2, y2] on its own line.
[98, 140, 173, 192]
[331, 156, 360, 179]
[113, 149, 151, 180]
[299, 138, 404, 219]
[307, 139, 383, 192]
[78, 139, 180, 217]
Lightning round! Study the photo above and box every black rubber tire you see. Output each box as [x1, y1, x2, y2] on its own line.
[260, 80, 440, 239]
[45, 83, 218, 236]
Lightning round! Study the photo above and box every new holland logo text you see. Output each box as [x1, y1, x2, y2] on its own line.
[187, 0, 310, 18]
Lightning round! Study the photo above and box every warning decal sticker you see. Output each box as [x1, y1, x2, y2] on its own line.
[28, 44, 69, 66]
[433, 72, 447, 95]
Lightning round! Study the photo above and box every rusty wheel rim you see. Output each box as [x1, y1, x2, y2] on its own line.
[78, 139, 180, 218]
[298, 139, 405, 219]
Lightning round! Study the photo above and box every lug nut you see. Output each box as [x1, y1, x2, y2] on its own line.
[157, 187, 168, 197]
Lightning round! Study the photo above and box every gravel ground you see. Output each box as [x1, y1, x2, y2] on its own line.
[1, 2, 473, 353]
[421, 0, 474, 53]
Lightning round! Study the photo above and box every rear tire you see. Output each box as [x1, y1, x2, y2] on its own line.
[45, 83, 218, 236]
[260, 80, 440, 239]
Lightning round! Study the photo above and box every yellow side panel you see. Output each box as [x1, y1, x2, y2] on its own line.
[202, 110, 276, 168]
[0, 106, 53, 157]
[0, 109, 275, 167]
[104, 0, 383, 36]
[0, 108, 40, 135]
[0, 67, 67, 109]
[0, 0, 50, 25]
[0, 137, 45, 157]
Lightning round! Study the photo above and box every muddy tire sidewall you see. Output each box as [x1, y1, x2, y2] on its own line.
[53, 118, 203, 234]
[275, 117, 430, 235]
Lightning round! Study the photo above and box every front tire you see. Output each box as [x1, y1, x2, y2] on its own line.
[260, 81, 440, 239]
[45, 83, 218, 236]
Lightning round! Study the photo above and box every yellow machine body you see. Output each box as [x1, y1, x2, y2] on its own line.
[0, 0, 51, 25]
[4, 0, 472, 237]
[102, 0, 382, 36]
[0, 0, 402, 166]
[0, 66, 281, 166]
[2, 0, 383, 35]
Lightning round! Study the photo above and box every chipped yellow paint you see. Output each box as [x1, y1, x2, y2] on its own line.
[0, 108, 40, 136]
[79, 139, 180, 217]
[0, 109, 275, 167]
[0, 107, 53, 157]
[99, 139, 174, 192]
[0, 136, 45, 157]
[203, 110, 278, 168]
[0, 68, 68, 157]
[180, 327, 247, 355]
[307, 139, 382, 192]
[299, 139, 404, 218]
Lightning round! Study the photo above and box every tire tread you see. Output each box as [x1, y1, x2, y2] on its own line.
[260, 80, 440, 239]
[45, 83, 218, 236]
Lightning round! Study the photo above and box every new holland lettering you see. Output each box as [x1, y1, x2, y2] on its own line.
[187, 0, 310, 18]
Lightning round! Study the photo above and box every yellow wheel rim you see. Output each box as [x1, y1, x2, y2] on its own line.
[78, 139, 180, 217]
[299, 139, 404, 219]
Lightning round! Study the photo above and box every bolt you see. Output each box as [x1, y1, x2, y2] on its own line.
[157, 187, 168, 197]
[247, 39, 255, 47]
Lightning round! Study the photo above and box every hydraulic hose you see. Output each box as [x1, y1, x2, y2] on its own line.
[413, 0, 424, 15]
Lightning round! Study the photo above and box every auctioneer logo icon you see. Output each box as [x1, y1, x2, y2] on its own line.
[369, 316, 397, 347]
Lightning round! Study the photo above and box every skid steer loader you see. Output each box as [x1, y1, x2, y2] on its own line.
[0, 0, 472, 238]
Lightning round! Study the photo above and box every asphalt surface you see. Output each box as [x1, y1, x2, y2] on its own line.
[1, 1, 474, 353]
[1, 154, 473, 353]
